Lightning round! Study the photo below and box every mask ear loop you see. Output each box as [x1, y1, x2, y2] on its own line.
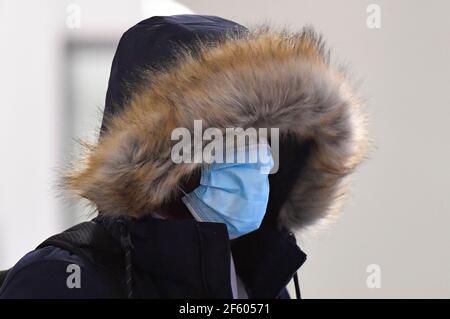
[178, 185, 188, 197]
[178, 164, 206, 197]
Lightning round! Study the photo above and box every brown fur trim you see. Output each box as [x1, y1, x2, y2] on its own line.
[64, 27, 368, 230]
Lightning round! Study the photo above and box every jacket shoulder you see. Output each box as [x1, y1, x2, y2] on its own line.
[0, 246, 117, 298]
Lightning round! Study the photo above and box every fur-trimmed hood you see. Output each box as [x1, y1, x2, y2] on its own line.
[65, 15, 367, 231]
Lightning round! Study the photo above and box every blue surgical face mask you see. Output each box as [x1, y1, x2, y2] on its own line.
[181, 143, 274, 239]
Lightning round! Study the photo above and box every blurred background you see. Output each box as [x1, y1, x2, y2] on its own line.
[1, 0, 449, 298]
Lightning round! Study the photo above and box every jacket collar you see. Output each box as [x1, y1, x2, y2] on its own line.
[96, 214, 306, 298]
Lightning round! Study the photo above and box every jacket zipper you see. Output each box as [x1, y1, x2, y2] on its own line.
[195, 223, 211, 297]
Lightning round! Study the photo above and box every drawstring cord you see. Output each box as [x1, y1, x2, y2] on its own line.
[293, 272, 300, 299]
[288, 231, 301, 299]
[118, 218, 134, 298]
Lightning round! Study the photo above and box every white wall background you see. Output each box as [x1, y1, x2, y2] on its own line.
[0, 0, 449, 298]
